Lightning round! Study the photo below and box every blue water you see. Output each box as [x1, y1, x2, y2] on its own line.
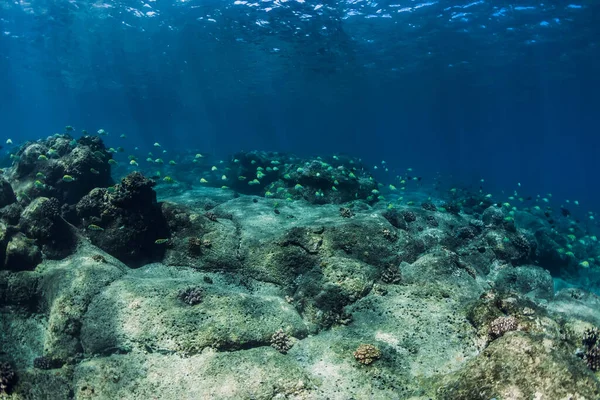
[0, 0, 599, 218]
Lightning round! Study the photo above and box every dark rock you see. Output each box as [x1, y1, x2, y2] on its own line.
[0, 178, 16, 208]
[0, 202, 23, 225]
[8, 134, 113, 206]
[4, 233, 42, 271]
[75, 172, 169, 267]
[20, 197, 77, 259]
[482, 206, 504, 226]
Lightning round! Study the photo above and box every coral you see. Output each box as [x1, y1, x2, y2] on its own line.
[111, 172, 156, 209]
[339, 207, 354, 218]
[74, 172, 169, 267]
[9, 134, 112, 205]
[511, 234, 531, 260]
[583, 327, 600, 348]
[382, 228, 397, 241]
[585, 346, 600, 371]
[381, 265, 401, 284]
[582, 327, 600, 371]
[186, 237, 212, 256]
[33, 356, 59, 370]
[204, 211, 218, 222]
[456, 226, 477, 240]
[421, 202, 437, 212]
[489, 315, 518, 338]
[179, 287, 204, 306]
[482, 206, 504, 226]
[188, 237, 203, 255]
[270, 328, 293, 354]
[0, 362, 15, 394]
[382, 209, 407, 230]
[425, 215, 439, 227]
[225, 151, 379, 204]
[353, 344, 381, 365]
[442, 202, 461, 215]
[92, 254, 107, 263]
[401, 210, 417, 223]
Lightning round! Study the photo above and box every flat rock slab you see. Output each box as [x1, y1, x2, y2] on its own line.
[81, 264, 309, 356]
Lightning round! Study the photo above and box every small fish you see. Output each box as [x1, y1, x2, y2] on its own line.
[38, 154, 48, 161]
[221, 175, 227, 180]
[69, 140, 77, 147]
[155, 238, 169, 244]
[6, 138, 13, 145]
[211, 166, 218, 171]
[169, 160, 176, 165]
[36, 172, 46, 179]
[62, 175, 75, 182]
[195, 153, 204, 159]
[88, 224, 104, 231]
[120, 134, 127, 138]
[34, 180, 45, 188]
[90, 168, 100, 175]
[47, 149, 59, 157]
[163, 176, 174, 183]
[97, 129, 107, 135]
[108, 148, 117, 153]
[108, 159, 117, 165]
[130, 160, 139, 166]
[154, 142, 161, 147]
[155, 158, 164, 164]
[117, 147, 124, 153]
[200, 178, 208, 183]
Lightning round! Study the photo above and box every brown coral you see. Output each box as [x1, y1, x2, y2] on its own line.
[0, 362, 15, 394]
[489, 315, 518, 338]
[354, 344, 381, 365]
[339, 207, 354, 218]
[270, 328, 293, 354]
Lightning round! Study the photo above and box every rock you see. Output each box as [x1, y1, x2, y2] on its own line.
[436, 332, 600, 399]
[80, 264, 308, 356]
[0, 178, 16, 208]
[20, 197, 77, 259]
[481, 205, 505, 226]
[75, 172, 169, 267]
[4, 233, 42, 271]
[8, 134, 113, 206]
[36, 243, 126, 362]
[491, 265, 554, 300]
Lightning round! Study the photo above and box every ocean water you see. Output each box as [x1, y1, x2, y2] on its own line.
[1, 1, 600, 398]
[2, 0, 599, 207]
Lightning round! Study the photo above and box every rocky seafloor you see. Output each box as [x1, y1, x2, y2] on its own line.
[1, 133, 600, 399]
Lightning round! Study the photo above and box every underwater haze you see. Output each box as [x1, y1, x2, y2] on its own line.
[4, 1, 600, 399]
[1, 0, 600, 206]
